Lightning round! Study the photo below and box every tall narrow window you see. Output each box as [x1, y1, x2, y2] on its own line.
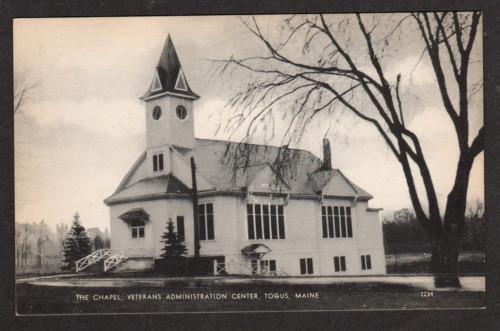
[327, 206, 334, 238]
[153, 153, 164, 172]
[334, 256, 346, 272]
[346, 207, 353, 237]
[321, 206, 327, 238]
[334, 206, 341, 237]
[247, 204, 255, 239]
[278, 205, 285, 239]
[270, 205, 278, 239]
[340, 207, 347, 238]
[176, 216, 185, 242]
[361, 255, 372, 270]
[198, 203, 214, 240]
[255, 204, 262, 239]
[321, 205, 353, 238]
[300, 258, 314, 275]
[247, 203, 286, 240]
[263, 205, 270, 239]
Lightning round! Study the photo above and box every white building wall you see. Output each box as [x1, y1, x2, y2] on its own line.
[197, 196, 241, 258]
[109, 199, 168, 256]
[145, 95, 195, 150]
[109, 194, 386, 276]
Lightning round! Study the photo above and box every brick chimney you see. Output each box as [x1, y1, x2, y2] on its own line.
[322, 138, 332, 170]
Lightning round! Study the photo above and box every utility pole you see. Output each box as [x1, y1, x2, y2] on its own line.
[190, 157, 200, 259]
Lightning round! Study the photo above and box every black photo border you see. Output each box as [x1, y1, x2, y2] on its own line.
[1, 1, 499, 330]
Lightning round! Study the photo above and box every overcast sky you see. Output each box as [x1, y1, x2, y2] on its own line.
[14, 15, 483, 231]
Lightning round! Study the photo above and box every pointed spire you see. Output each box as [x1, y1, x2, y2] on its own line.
[141, 34, 199, 100]
[157, 34, 181, 75]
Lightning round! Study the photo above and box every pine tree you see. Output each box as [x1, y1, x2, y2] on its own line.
[62, 212, 91, 271]
[160, 220, 187, 259]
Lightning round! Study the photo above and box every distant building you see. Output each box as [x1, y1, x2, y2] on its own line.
[87, 228, 101, 240]
[100, 35, 386, 276]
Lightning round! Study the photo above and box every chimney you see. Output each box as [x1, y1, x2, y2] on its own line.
[322, 138, 332, 170]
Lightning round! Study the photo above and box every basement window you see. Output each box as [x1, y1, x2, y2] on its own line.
[361, 255, 372, 270]
[334, 256, 346, 272]
[300, 258, 314, 275]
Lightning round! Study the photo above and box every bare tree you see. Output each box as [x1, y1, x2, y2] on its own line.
[217, 12, 483, 287]
[56, 222, 70, 256]
[14, 70, 38, 114]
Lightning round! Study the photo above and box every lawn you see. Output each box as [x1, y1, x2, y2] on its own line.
[16, 278, 484, 314]
[385, 251, 485, 274]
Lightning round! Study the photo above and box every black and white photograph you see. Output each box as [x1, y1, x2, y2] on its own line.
[13, 12, 485, 314]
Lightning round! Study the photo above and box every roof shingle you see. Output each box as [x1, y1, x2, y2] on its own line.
[104, 138, 373, 205]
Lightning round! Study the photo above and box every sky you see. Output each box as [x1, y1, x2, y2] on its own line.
[14, 15, 484, 231]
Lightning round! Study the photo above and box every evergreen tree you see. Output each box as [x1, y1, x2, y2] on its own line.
[62, 212, 91, 271]
[160, 220, 187, 259]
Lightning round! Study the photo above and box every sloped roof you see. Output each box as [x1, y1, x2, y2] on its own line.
[105, 173, 190, 204]
[309, 169, 372, 199]
[234, 163, 291, 192]
[105, 138, 373, 204]
[119, 208, 150, 222]
[141, 34, 199, 100]
[180, 139, 321, 194]
[241, 243, 272, 256]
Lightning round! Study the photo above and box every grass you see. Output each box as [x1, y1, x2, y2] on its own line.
[385, 251, 485, 274]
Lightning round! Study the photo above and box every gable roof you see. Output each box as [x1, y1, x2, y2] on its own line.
[234, 163, 291, 193]
[141, 34, 199, 100]
[309, 169, 372, 199]
[104, 138, 373, 205]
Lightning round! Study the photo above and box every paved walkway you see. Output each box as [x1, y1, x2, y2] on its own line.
[18, 275, 485, 292]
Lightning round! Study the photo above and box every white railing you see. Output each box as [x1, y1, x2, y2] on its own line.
[75, 249, 113, 272]
[75, 247, 153, 272]
[214, 261, 227, 275]
[103, 249, 127, 272]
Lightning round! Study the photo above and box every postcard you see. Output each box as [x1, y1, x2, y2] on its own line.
[14, 13, 484, 314]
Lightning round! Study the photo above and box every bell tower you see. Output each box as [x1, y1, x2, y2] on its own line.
[140, 34, 200, 151]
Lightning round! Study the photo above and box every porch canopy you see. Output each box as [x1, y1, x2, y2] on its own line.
[241, 243, 271, 259]
[118, 208, 150, 224]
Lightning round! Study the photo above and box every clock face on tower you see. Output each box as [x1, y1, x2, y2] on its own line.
[152, 106, 162, 120]
[176, 105, 187, 120]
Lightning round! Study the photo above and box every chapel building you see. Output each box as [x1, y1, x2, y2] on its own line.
[102, 35, 386, 276]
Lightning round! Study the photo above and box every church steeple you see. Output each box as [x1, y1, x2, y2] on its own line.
[142, 34, 198, 152]
[141, 34, 199, 101]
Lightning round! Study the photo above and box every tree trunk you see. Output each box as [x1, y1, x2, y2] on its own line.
[432, 154, 473, 288]
[431, 232, 462, 288]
